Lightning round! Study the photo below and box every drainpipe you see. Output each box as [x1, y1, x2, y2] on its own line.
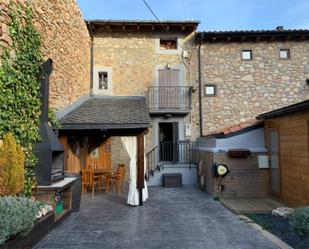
[198, 41, 203, 137]
[182, 50, 191, 87]
[87, 22, 94, 96]
[182, 49, 192, 124]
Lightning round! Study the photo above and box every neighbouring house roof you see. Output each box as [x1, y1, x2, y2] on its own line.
[86, 19, 200, 33]
[60, 96, 150, 130]
[195, 28, 309, 43]
[256, 99, 309, 120]
[206, 119, 264, 138]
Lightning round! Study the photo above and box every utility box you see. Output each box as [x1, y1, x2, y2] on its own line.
[163, 173, 182, 187]
[185, 124, 191, 137]
[258, 155, 269, 168]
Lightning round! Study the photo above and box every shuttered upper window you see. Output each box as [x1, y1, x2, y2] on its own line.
[159, 69, 180, 86]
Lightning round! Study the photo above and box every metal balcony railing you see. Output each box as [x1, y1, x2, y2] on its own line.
[148, 86, 192, 114]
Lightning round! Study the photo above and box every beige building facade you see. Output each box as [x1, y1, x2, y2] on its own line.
[88, 21, 199, 169]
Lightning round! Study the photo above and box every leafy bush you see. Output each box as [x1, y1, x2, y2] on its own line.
[289, 206, 309, 238]
[0, 196, 39, 245]
[0, 133, 25, 196]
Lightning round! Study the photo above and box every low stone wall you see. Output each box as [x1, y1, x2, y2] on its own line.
[0, 0, 91, 110]
[198, 151, 269, 198]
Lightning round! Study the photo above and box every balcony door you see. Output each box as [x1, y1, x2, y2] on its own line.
[158, 68, 180, 109]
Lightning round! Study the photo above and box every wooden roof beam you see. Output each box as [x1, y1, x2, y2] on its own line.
[300, 35, 306, 41]
[284, 35, 291, 41]
[270, 36, 276, 41]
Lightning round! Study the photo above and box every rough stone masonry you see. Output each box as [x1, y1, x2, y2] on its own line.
[0, 0, 91, 111]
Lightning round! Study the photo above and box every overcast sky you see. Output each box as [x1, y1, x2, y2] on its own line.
[77, 0, 309, 31]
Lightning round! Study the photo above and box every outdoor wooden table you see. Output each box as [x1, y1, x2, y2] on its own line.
[93, 169, 113, 192]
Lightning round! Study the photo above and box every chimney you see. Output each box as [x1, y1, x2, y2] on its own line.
[34, 59, 65, 186]
[276, 26, 284, 31]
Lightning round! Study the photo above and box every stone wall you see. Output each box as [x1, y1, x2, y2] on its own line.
[93, 31, 195, 96]
[93, 31, 197, 154]
[111, 137, 130, 181]
[197, 41, 309, 135]
[0, 0, 91, 110]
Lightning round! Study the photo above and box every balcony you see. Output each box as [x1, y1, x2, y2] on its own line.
[148, 86, 192, 115]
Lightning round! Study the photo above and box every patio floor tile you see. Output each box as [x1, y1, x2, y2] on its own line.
[34, 187, 278, 249]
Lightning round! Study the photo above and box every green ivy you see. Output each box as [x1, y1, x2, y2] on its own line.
[48, 108, 62, 129]
[0, 3, 43, 196]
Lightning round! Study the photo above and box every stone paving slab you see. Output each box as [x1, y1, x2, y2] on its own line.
[34, 187, 279, 249]
[220, 197, 283, 214]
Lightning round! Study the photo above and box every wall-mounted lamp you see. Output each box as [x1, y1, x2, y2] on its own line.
[166, 63, 171, 69]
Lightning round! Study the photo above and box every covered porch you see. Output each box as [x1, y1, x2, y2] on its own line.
[57, 96, 150, 206]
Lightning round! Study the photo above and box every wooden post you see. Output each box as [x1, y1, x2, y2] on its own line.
[137, 132, 145, 206]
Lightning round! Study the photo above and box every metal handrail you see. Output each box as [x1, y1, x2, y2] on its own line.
[145, 140, 199, 181]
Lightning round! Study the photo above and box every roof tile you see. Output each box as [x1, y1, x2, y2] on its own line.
[60, 96, 150, 130]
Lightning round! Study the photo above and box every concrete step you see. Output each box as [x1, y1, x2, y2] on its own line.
[147, 164, 197, 187]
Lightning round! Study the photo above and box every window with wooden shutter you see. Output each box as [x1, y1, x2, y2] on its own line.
[158, 69, 180, 86]
[158, 69, 181, 109]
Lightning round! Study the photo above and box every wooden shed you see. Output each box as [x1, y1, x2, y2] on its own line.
[197, 120, 270, 198]
[257, 100, 309, 207]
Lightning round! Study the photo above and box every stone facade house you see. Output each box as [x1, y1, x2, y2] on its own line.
[194, 29, 309, 136]
[2, 0, 309, 195]
[57, 20, 200, 187]
[56, 20, 309, 188]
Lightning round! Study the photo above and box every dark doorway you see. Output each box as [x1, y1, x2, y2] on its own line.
[159, 122, 179, 162]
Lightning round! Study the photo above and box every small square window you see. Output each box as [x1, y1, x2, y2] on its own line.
[205, 85, 216, 96]
[279, 49, 290, 59]
[98, 72, 108, 90]
[160, 38, 177, 50]
[242, 50, 252, 60]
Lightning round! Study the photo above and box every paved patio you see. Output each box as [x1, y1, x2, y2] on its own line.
[35, 187, 278, 249]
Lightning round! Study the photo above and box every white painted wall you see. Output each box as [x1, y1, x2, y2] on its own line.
[148, 165, 198, 186]
[198, 127, 267, 152]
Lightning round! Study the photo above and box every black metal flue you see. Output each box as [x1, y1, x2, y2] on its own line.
[34, 59, 65, 186]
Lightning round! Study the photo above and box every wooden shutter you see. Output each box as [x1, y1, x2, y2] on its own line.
[158, 69, 180, 109]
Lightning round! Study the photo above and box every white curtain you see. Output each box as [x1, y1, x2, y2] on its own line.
[121, 137, 139, 206]
[143, 135, 149, 202]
